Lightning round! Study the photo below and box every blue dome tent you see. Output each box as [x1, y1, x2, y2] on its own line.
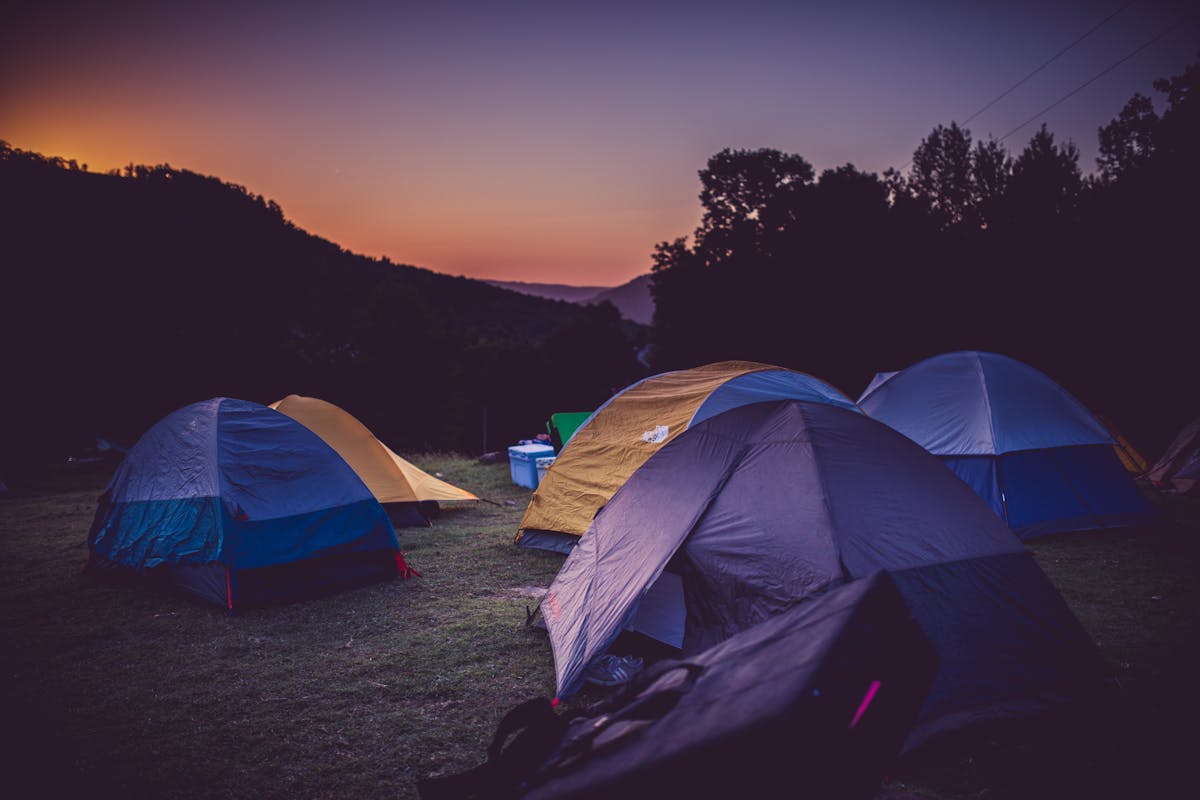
[541, 400, 1103, 751]
[858, 351, 1156, 538]
[86, 398, 410, 611]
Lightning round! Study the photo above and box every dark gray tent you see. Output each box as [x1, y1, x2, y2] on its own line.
[541, 400, 1104, 750]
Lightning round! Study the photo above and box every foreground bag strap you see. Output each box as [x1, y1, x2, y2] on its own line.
[417, 698, 566, 800]
[419, 660, 704, 799]
[545, 662, 704, 774]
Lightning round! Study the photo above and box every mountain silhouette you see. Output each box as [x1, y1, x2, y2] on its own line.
[487, 273, 653, 325]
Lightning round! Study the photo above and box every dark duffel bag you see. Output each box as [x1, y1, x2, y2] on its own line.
[420, 570, 939, 800]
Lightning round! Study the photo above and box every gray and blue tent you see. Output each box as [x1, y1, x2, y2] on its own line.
[87, 397, 411, 611]
[858, 351, 1156, 538]
[540, 399, 1104, 750]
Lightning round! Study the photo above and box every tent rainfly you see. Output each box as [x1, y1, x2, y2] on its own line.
[270, 395, 477, 527]
[858, 351, 1156, 538]
[517, 361, 858, 552]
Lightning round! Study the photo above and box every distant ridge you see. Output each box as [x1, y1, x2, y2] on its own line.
[487, 274, 653, 325]
[485, 280, 609, 304]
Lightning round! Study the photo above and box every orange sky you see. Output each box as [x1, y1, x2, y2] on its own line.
[3, 1, 1196, 286]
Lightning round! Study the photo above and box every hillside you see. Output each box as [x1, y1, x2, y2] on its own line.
[484, 280, 609, 304]
[588, 274, 653, 325]
[487, 273, 654, 325]
[0, 144, 645, 469]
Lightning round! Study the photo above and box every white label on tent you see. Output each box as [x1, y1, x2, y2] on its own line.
[641, 425, 669, 444]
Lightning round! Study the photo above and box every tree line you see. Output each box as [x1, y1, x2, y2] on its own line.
[2, 56, 1195, 472]
[0, 147, 644, 475]
[649, 56, 1199, 453]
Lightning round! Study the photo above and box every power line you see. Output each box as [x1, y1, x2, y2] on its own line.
[898, 1, 1138, 172]
[962, 0, 1138, 128]
[997, 9, 1197, 143]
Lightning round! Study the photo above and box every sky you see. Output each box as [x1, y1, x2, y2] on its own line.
[2, 1, 1196, 286]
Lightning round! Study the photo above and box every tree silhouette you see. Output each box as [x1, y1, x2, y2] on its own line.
[907, 122, 975, 228]
[970, 137, 1011, 229]
[647, 56, 1198, 452]
[1096, 93, 1159, 183]
[1003, 124, 1082, 229]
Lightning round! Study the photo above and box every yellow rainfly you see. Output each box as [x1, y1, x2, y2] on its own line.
[270, 394, 478, 504]
[518, 360, 840, 544]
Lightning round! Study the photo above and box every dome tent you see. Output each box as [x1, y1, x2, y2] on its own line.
[86, 398, 410, 611]
[269, 394, 478, 527]
[517, 360, 858, 552]
[541, 400, 1103, 751]
[858, 351, 1155, 538]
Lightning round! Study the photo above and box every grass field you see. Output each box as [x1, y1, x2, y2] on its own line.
[2, 458, 1197, 799]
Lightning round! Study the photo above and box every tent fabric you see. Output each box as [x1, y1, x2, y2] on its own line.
[857, 351, 1114, 455]
[87, 398, 404, 610]
[859, 351, 1156, 537]
[269, 395, 478, 505]
[860, 370, 898, 399]
[1146, 417, 1200, 493]
[1096, 414, 1149, 474]
[541, 400, 1103, 750]
[521, 573, 938, 800]
[517, 361, 857, 548]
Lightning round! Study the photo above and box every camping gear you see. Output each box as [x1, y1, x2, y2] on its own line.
[421, 572, 938, 800]
[858, 351, 1156, 538]
[546, 412, 591, 451]
[1146, 416, 1200, 494]
[86, 398, 410, 611]
[517, 361, 858, 552]
[510, 443, 556, 489]
[541, 399, 1104, 751]
[270, 394, 477, 526]
[582, 654, 644, 687]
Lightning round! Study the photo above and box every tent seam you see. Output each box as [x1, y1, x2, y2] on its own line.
[794, 403, 850, 581]
[976, 353, 1001, 456]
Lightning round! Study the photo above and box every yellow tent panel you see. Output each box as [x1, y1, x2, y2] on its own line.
[516, 361, 856, 548]
[270, 395, 478, 504]
[1095, 414, 1148, 474]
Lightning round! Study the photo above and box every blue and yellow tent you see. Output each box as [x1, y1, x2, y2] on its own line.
[86, 397, 410, 611]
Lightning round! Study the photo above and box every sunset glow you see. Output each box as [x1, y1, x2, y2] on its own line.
[3, 0, 1196, 285]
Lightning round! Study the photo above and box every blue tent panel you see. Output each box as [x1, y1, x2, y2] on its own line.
[223, 499, 398, 570]
[1001, 446, 1156, 537]
[890, 552, 1103, 749]
[692, 369, 859, 426]
[89, 497, 224, 569]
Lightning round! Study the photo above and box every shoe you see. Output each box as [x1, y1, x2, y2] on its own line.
[583, 654, 644, 687]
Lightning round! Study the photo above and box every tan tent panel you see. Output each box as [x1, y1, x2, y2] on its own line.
[269, 395, 478, 504]
[516, 361, 858, 550]
[1096, 414, 1149, 474]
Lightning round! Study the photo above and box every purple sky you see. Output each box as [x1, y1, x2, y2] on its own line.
[3, 1, 1196, 285]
